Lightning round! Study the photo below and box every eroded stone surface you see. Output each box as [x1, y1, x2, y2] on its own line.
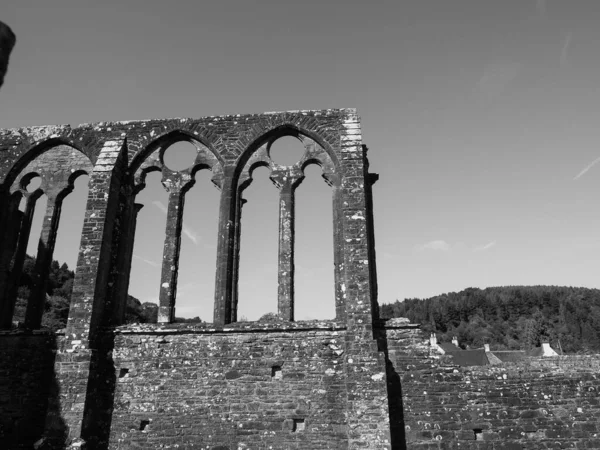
[0, 109, 391, 449]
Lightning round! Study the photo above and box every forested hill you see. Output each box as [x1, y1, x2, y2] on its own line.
[11, 255, 189, 330]
[381, 286, 600, 354]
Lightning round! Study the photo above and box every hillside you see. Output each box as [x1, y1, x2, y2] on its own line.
[381, 286, 600, 353]
[10, 255, 187, 329]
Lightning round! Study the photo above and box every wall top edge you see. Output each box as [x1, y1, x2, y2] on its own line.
[113, 319, 348, 335]
[0, 108, 358, 135]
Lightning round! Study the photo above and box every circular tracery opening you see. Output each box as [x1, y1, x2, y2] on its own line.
[22, 174, 42, 193]
[162, 141, 198, 171]
[269, 135, 306, 166]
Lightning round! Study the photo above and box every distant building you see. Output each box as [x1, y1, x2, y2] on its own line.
[430, 334, 560, 366]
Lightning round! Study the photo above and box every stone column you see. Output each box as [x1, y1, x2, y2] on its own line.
[213, 166, 235, 325]
[339, 114, 392, 449]
[24, 194, 63, 329]
[158, 172, 192, 323]
[324, 173, 345, 322]
[46, 140, 126, 447]
[111, 198, 143, 325]
[0, 195, 22, 328]
[271, 168, 303, 321]
[230, 197, 246, 323]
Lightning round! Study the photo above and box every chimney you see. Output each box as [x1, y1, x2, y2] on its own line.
[541, 342, 557, 356]
[429, 333, 437, 347]
[452, 336, 458, 347]
[484, 344, 490, 352]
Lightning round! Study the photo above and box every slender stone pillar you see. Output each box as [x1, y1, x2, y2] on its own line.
[0, 194, 40, 328]
[158, 177, 190, 323]
[112, 199, 143, 325]
[328, 175, 346, 322]
[24, 195, 63, 329]
[0, 195, 23, 328]
[230, 197, 246, 323]
[271, 169, 303, 321]
[213, 166, 235, 325]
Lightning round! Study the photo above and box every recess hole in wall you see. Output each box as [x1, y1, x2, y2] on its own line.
[162, 141, 197, 171]
[119, 368, 129, 378]
[139, 419, 150, 431]
[269, 135, 305, 166]
[292, 418, 305, 432]
[271, 365, 282, 379]
[474, 428, 483, 440]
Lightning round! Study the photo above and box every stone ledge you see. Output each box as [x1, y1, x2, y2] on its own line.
[0, 328, 64, 336]
[113, 319, 347, 335]
[375, 317, 421, 329]
[2, 108, 357, 133]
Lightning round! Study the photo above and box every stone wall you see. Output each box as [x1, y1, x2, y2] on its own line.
[0, 109, 392, 449]
[109, 323, 350, 449]
[0, 332, 60, 449]
[382, 322, 600, 449]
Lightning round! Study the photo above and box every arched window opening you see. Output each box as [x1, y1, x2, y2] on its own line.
[127, 171, 167, 324]
[53, 174, 89, 268]
[295, 164, 335, 320]
[23, 174, 41, 193]
[25, 194, 47, 257]
[7, 144, 95, 330]
[37, 174, 90, 330]
[237, 165, 279, 321]
[10, 193, 47, 326]
[269, 135, 306, 166]
[162, 141, 197, 172]
[175, 169, 219, 323]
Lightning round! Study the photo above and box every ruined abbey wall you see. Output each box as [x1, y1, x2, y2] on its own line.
[0, 109, 391, 449]
[1, 108, 599, 449]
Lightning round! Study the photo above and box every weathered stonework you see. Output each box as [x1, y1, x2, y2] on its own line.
[380, 320, 600, 449]
[0, 109, 391, 449]
[1, 108, 598, 449]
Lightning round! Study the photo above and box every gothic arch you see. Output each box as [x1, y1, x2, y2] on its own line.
[233, 124, 339, 184]
[1, 137, 91, 190]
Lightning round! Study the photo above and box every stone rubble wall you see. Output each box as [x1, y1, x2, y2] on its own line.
[383, 323, 600, 449]
[0, 332, 59, 449]
[110, 324, 350, 449]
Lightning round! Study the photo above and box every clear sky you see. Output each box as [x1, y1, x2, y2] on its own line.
[3, 1, 600, 321]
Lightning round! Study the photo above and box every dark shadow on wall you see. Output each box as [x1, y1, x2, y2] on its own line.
[375, 327, 407, 450]
[81, 331, 117, 450]
[0, 332, 67, 449]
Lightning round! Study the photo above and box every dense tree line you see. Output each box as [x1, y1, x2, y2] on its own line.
[381, 286, 600, 353]
[12, 255, 198, 330]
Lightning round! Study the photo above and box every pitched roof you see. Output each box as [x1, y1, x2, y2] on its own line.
[448, 349, 489, 366]
[438, 342, 461, 353]
[489, 350, 527, 363]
